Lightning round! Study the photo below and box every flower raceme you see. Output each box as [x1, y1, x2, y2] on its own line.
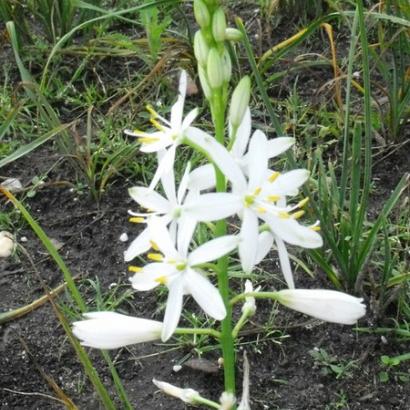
[72, 312, 162, 349]
[130, 217, 239, 341]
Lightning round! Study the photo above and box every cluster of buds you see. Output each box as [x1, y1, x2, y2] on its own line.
[193, 0, 246, 110]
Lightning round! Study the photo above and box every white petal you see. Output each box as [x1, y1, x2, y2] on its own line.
[162, 278, 184, 341]
[239, 209, 259, 273]
[185, 269, 226, 320]
[130, 262, 176, 291]
[140, 134, 172, 153]
[188, 235, 238, 266]
[267, 137, 295, 158]
[177, 162, 192, 204]
[170, 71, 187, 129]
[275, 236, 295, 288]
[128, 187, 170, 214]
[266, 169, 309, 197]
[184, 193, 242, 221]
[255, 231, 274, 265]
[264, 216, 323, 248]
[149, 216, 179, 259]
[277, 289, 366, 324]
[188, 163, 216, 192]
[177, 215, 197, 258]
[181, 108, 199, 130]
[72, 312, 162, 349]
[124, 227, 151, 262]
[230, 107, 251, 158]
[247, 130, 268, 191]
[185, 127, 247, 191]
[149, 145, 177, 191]
[159, 151, 177, 204]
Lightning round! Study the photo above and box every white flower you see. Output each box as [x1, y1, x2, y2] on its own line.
[130, 217, 238, 341]
[72, 312, 162, 349]
[125, 162, 240, 262]
[185, 127, 322, 274]
[0, 231, 15, 258]
[276, 289, 366, 324]
[125, 70, 199, 190]
[152, 379, 199, 404]
[188, 108, 295, 192]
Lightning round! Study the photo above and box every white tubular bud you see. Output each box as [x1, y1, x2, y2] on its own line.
[207, 48, 224, 89]
[0, 231, 14, 258]
[153, 379, 200, 404]
[225, 28, 243, 42]
[194, 30, 209, 67]
[194, 0, 211, 28]
[222, 47, 232, 83]
[229, 76, 251, 127]
[198, 65, 212, 99]
[212, 7, 226, 42]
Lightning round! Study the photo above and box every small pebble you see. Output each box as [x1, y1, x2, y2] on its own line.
[1, 178, 23, 192]
[20, 236, 28, 242]
[172, 365, 182, 373]
[119, 233, 129, 242]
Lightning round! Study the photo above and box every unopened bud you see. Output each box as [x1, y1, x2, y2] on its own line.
[194, 0, 210, 28]
[153, 379, 199, 404]
[222, 47, 232, 83]
[225, 28, 243, 42]
[198, 65, 212, 99]
[194, 30, 209, 67]
[212, 7, 227, 42]
[229, 76, 251, 127]
[207, 48, 224, 89]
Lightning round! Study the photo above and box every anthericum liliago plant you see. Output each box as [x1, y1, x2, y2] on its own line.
[72, 1, 366, 408]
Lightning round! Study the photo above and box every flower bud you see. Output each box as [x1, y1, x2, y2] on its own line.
[193, 30, 209, 67]
[222, 47, 232, 83]
[225, 28, 243, 42]
[153, 379, 200, 404]
[198, 65, 212, 99]
[207, 48, 224, 89]
[212, 7, 227, 42]
[229, 76, 251, 127]
[193, 0, 210, 28]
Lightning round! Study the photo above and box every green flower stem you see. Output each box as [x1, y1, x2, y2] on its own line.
[231, 310, 251, 339]
[175, 327, 221, 339]
[195, 396, 220, 409]
[230, 292, 281, 306]
[209, 88, 237, 395]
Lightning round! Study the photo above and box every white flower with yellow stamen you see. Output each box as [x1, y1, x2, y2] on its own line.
[188, 107, 295, 192]
[130, 217, 238, 341]
[125, 70, 199, 190]
[185, 127, 322, 275]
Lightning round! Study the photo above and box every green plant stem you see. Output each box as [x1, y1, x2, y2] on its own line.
[175, 328, 221, 339]
[231, 310, 251, 339]
[210, 90, 236, 395]
[195, 396, 220, 409]
[230, 292, 281, 306]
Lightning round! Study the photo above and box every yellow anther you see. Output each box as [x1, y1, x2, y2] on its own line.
[147, 253, 163, 261]
[129, 217, 145, 223]
[150, 240, 160, 251]
[291, 210, 305, 219]
[155, 275, 168, 285]
[253, 187, 262, 196]
[146, 104, 157, 118]
[297, 197, 310, 208]
[267, 195, 280, 202]
[310, 225, 321, 231]
[150, 118, 165, 131]
[278, 211, 290, 219]
[268, 172, 280, 183]
[257, 206, 267, 214]
[139, 136, 160, 144]
[128, 266, 142, 273]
